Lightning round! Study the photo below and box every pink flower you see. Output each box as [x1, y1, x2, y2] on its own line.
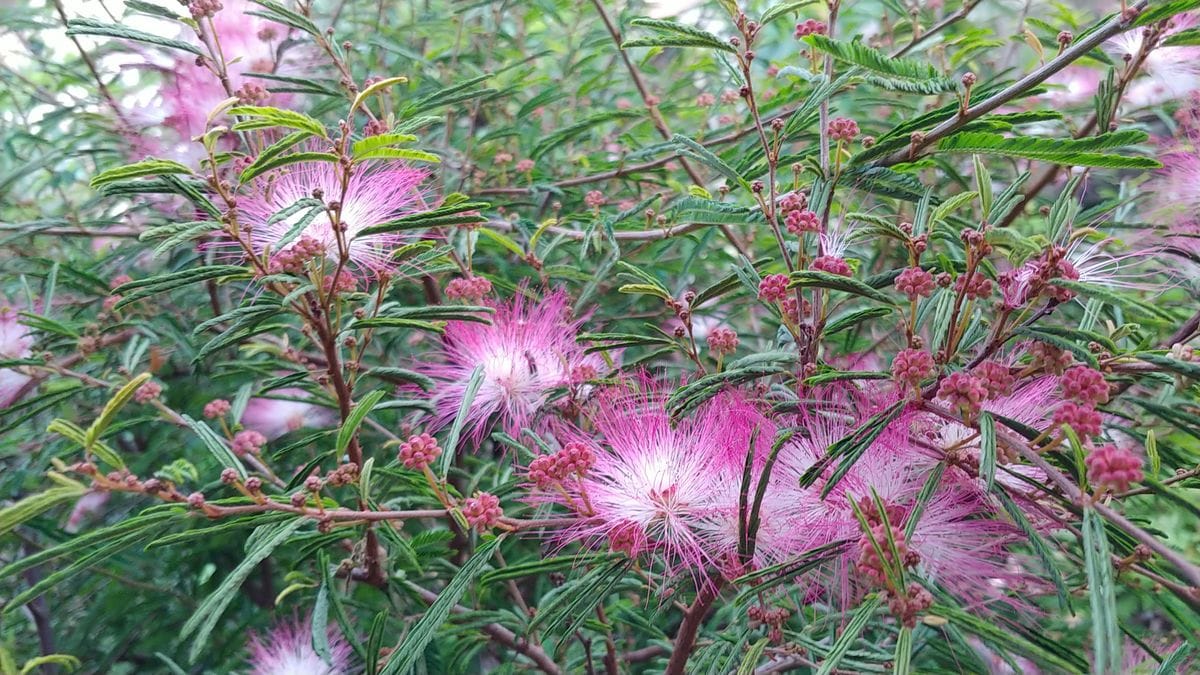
[1087, 444, 1143, 492]
[463, 492, 503, 530]
[973, 361, 1015, 399]
[695, 92, 716, 107]
[1147, 143, 1200, 260]
[203, 398, 232, 419]
[425, 290, 586, 444]
[584, 190, 606, 209]
[784, 209, 820, 234]
[241, 388, 334, 440]
[515, 158, 535, 172]
[398, 433, 442, 470]
[828, 117, 859, 142]
[445, 276, 493, 303]
[65, 491, 110, 534]
[706, 327, 739, 357]
[0, 300, 34, 408]
[238, 161, 428, 275]
[892, 349, 934, 388]
[1053, 402, 1103, 438]
[794, 19, 828, 38]
[1059, 366, 1109, 405]
[757, 274, 789, 302]
[246, 614, 351, 675]
[232, 429, 267, 455]
[937, 372, 988, 417]
[1106, 15, 1200, 107]
[134, 381, 162, 403]
[811, 255, 852, 277]
[1043, 66, 1102, 107]
[895, 267, 936, 299]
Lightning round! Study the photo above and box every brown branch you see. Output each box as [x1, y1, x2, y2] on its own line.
[408, 583, 562, 675]
[874, 0, 1150, 167]
[663, 580, 723, 675]
[890, 0, 983, 58]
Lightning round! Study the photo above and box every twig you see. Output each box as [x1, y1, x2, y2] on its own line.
[890, 0, 983, 58]
[663, 580, 723, 675]
[874, 1, 1150, 167]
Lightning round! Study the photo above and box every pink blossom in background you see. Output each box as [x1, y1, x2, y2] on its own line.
[64, 491, 110, 534]
[237, 161, 428, 274]
[425, 290, 587, 444]
[246, 614, 351, 675]
[240, 388, 335, 440]
[1042, 66, 1102, 107]
[1106, 15, 1200, 107]
[0, 300, 34, 408]
[1146, 139, 1200, 262]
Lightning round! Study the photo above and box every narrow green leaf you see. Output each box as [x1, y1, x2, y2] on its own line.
[814, 595, 882, 675]
[336, 390, 387, 455]
[1084, 507, 1121, 674]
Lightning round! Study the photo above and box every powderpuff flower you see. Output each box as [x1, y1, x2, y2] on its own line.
[1043, 66, 1102, 107]
[237, 161, 428, 274]
[547, 385, 775, 577]
[241, 388, 335, 440]
[425, 290, 587, 444]
[246, 614, 351, 675]
[1106, 14, 1200, 107]
[1061, 236, 1156, 293]
[0, 300, 34, 407]
[1146, 143, 1200, 261]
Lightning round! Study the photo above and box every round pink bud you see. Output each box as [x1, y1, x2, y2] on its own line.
[220, 468, 239, 484]
[706, 326, 739, 357]
[937, 371, 988, 416]
[892, 348, 935, 387]
[584, 190, 607, 209]
[794, 19, 828, 38]
[758, 274, 790, 302]
[811, 255, 852, 277]
[1060, 366, 1109, 406]
[695, 92, 716, 107]
[398, 433, 442, 470]
[203, 399, 232, 420]
[462, 492, 503, 531]
[828, 117, 860, 142]
[445, 275, 493, 303]
[895, 267, 936, 299]
[134, 381, 162, 404]
[784, 209, 821, 234]
[1086, 444, 1143, 492]
[515, 159, 535, 172]
[186, 492, 206, 508]
[953, 273, 993, 300]
[232, 430, 267, 456]
[1053, 402, 1103, 438]
[972, 361, 1015, 399]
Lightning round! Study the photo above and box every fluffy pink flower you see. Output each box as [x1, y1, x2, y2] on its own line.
[241, 388, 335, 440]
[1043, 66, 1102, 107]
[425, 290, 586, 444]
[0, 300, 34, 407]
[246, 614, 351, 675]
[1147, 142, 1200, 261]
[548, 386, 774, 577]
[237, 161, 428, 274]
[1107, 15, 1200, 107]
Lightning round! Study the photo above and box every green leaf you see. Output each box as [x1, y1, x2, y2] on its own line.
[229, 106, 328, 138]
[806, 36, 957, 93]
[935, 130, 1161, 169]
[1013, 327, 1100, 368]
[1131, 0, 1200, 27]
[669, 134, 749, 191]
[531, 110, 641, 160]
[815, 594, 882, 675]
[351, 133, 419, 158]
[237, 132, 315, 182]
[439, 365, 484, 475]
[760, 0, 819, 26]
[246, 0, 320, 36]
[825, 307, 893, 335]
[623, 18, 737, 53]
[182, 519, 305, 662]
[789, 270, 896, 305]
[0, 484, 87, 538]
[336, 390, 387, 455]
[84, 372, 151, 450]
[351, 75, 409, 113]
[181, 414, 248, 480]
[352, 148, 441, 164]
[66, 18, 203, 55]
[356, 201, 490, 237]
[927, 603, 1085, 672]
[240, 151, 339, 183]
[737, 638, 771, 675]
[1084, 507, 1121, 674]
[979, 411, 997, 492]
[90, 158, 193, 189]
[381, 536, 505, 674]
[893, 627, 913, 675]
[113, 265, 251, 310]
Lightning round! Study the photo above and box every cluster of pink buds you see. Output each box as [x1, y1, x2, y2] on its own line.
[1086, 444, 1144, 492]
[134, 381, 162, 404]
[322, 269, 357, 295]
[235, 82, 270, 105]
[937, 371, 988, 418]
[607, 520, 647, 556]
[892, 348, 934, 389]
[462, 492, 503, 531]
[268, 237, 325, 275]
[203, 398, 232, 420]
[493, 151, 513, 166]
[398, 433, 442, 471]
[363, 118, 390, 136]
[232, 429, 267, 455]
[785, 208, 820, 234]
[972, 361, 1015, 398]
[747, 605, 791, 643]
[828, 117, 859, 142]
[584, 190, 607, 209]
[895, 267, 936, 299]
[1060, 366, 1109, 406]
[1029, 342, 1074, 374]
[706, 326, 739, 357]
[856, 522, 918, 586]
[887, 584, 935, 628]
[526, 441, 596, 490]
[569, 363, 598, 385]
[954, 272, 993, 300]
[515, 158, 535, 173]
[811, 255, 852, 277]
[720, 90, 740, 104]
[188, 0, 223, 19]
[323, 462, 360, 488]
[695, 92, 716, 107]
[445, 276, 493, 302]
[794, 19, 827, 38]
[757, 273, 789, 302]
[1053, 402, 1103, 438]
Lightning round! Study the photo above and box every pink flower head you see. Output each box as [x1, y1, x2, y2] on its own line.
[811, 255, 852, 277]
[515, 158, 535, 172]
[757, 274, 789, 302]
[937, 372, 988, 417]
[895, 267, 936, 299]
[695, 92, 716, 107]
[828, 117, 859, 142]
[1059, 366, 1109, 405]
[463, 491, 503, 530]
[238, 161, 427, 275]
[892, 348, 935, 388]
[241, 388, 335, 440]
[134, 381, 162, 403]
[794, 19, 828, 38]
[232, 429, 268, 455]
[203, 398, 232, 419]
[1087, 444, 1143, 492]
[445, 275, 493, 302]
[784, 209, 821, 234]
[550, 385, 773, 577]
[425, 290, 586, 444]
[1043, 66, 1102, 107]
[706, 327, 739, 357]
[0, 300, 34, 407]
[246, 614, 351, 675]
[584, 190, 606, 209]
[1106, 14, 1200, 107]
[398, 433, 442, 470]
[973, 361, 1015, 399]
[1053, 402, 1103, 438]
[1148, 143, 1200, 260]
